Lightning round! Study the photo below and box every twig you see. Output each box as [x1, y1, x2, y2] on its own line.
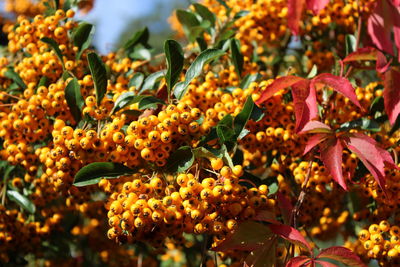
[137, 253, 143, 267]
[290, 159, 313, 228]
[345, 1, 363, 78]
[0, 92, 22, 100]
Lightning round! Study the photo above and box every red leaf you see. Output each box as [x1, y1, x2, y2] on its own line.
[244, 238, 277, 267]
[255, 76, 306, 105]
[391, 2, 400, 61]
[277, 193, 293, 225]
[343, 133, 398, 190]
[314, 260, 338, 267]
[393, 0, 400, 6]
[306, 0, 329, 14]
[317, 246, 367, 267]
[269, 224, 312, 252]
[286, 256, 311, 267]
[311, 74, 361, 108]
[299, 121, 332, 134]
[212, 221, 273, 251]
[254, 209, 281, 225]
[288, 0, 306, 35]
[342, 47, 391, 73]
[320, 137, 346, 190]
[303, 133, 328, 155]
[367, 0, 395, 55]
[384, 68, 400, 125]
[292, 80, 318, 132]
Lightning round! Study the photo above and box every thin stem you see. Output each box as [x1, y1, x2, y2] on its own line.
[0, 92, 22, 100]
[290, 159, 313, 228]
[345, 3, 363, 78]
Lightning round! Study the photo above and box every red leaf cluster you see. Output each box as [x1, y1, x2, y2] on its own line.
[288, 0, 330, 35]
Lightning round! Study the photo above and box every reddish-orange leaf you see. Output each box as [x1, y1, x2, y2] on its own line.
[292, 79, 318, 132]
[298, 121, 332, 134]
[384, 67, 400, 125]
[288, 0, 306, 35]
[311, 73, 361, 108]
[342, 133, 398, 191]
[277, 193, 293, 225]
[286, 256, 311, 267]
[303, 133, 329, 155]
[269, 224, 312, 252]
[367, 0, 395, 56]
[314, 260, 339, 267]
[306, 0, 330, 14]
[342, 47, 391, 73]
[212, 221, 273, 252]
[255, 75, 306, 105]
[317, 246, 367, 267]
[320, 137, 346, 190]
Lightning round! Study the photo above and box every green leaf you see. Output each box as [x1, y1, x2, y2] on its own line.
[345, 34, 357, 56]
[239, 73, 262, 89]
[230, 38, 244, 77]
[111, 93, 164, 114]
[73, 162, 136, 187]
[176, 9, 201, 41]
[87, 52, 108, 106]
[234, 10, 250, 20]
[307, 64, 318, 79]
[174, 48, 225, 99]
[129, 72, 145, 89]
[72, 22, 94, 59]
[140, 70, 165, 93]
[234, 96, 254, 137]
[129, 46, 152, 60]
[216, 0, 230, 10]
[124, 27, 150, 51]
[166, 146, 194, 173]
[250, 104, 265, 122]
[37, 76, 48, 88]
[121, 110, 142, 117]
[7, 190, 36, 213]
[369, 96, 384, 114]
[4, 68, 27, 89]
[138, 96, 165, 110]
[193, 3, 216, 27]
[164, 40, 184, 94]
[221, 144, 234, 168]
[196, 37, 208, 51]
[40, 37, 64, 68]
[338, 118, 381, 132]
[65, 78, 84, 122]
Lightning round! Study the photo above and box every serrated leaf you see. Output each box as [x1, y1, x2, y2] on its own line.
[4, 68, 27, 89]
[269, 224, 312, 252]
[320, 136, 346, 190]
[129, 72, 144, 89]
[316, 246, 367, 267]
[40, 37, 64, 68]
[73, 162, 136, 187]
[174, 48, 225, 99]
[311, 73, 361, 108]
[384, 68, 400, 125]
[230, 38, 244, 77]
[124, 27, 150, 51]
[255, 75, 306, 105]
[72, 22, 94, 60]
[87, 52, 108, 106]
[164, 40, 184, 94]
[166, 146, 194, 173]
[7, 190, 36, 213]
[65, 78, 84, 122]
[193, 3, 216, 27]
[212, 221, 273, 251]
[286, 256, 311, 267]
